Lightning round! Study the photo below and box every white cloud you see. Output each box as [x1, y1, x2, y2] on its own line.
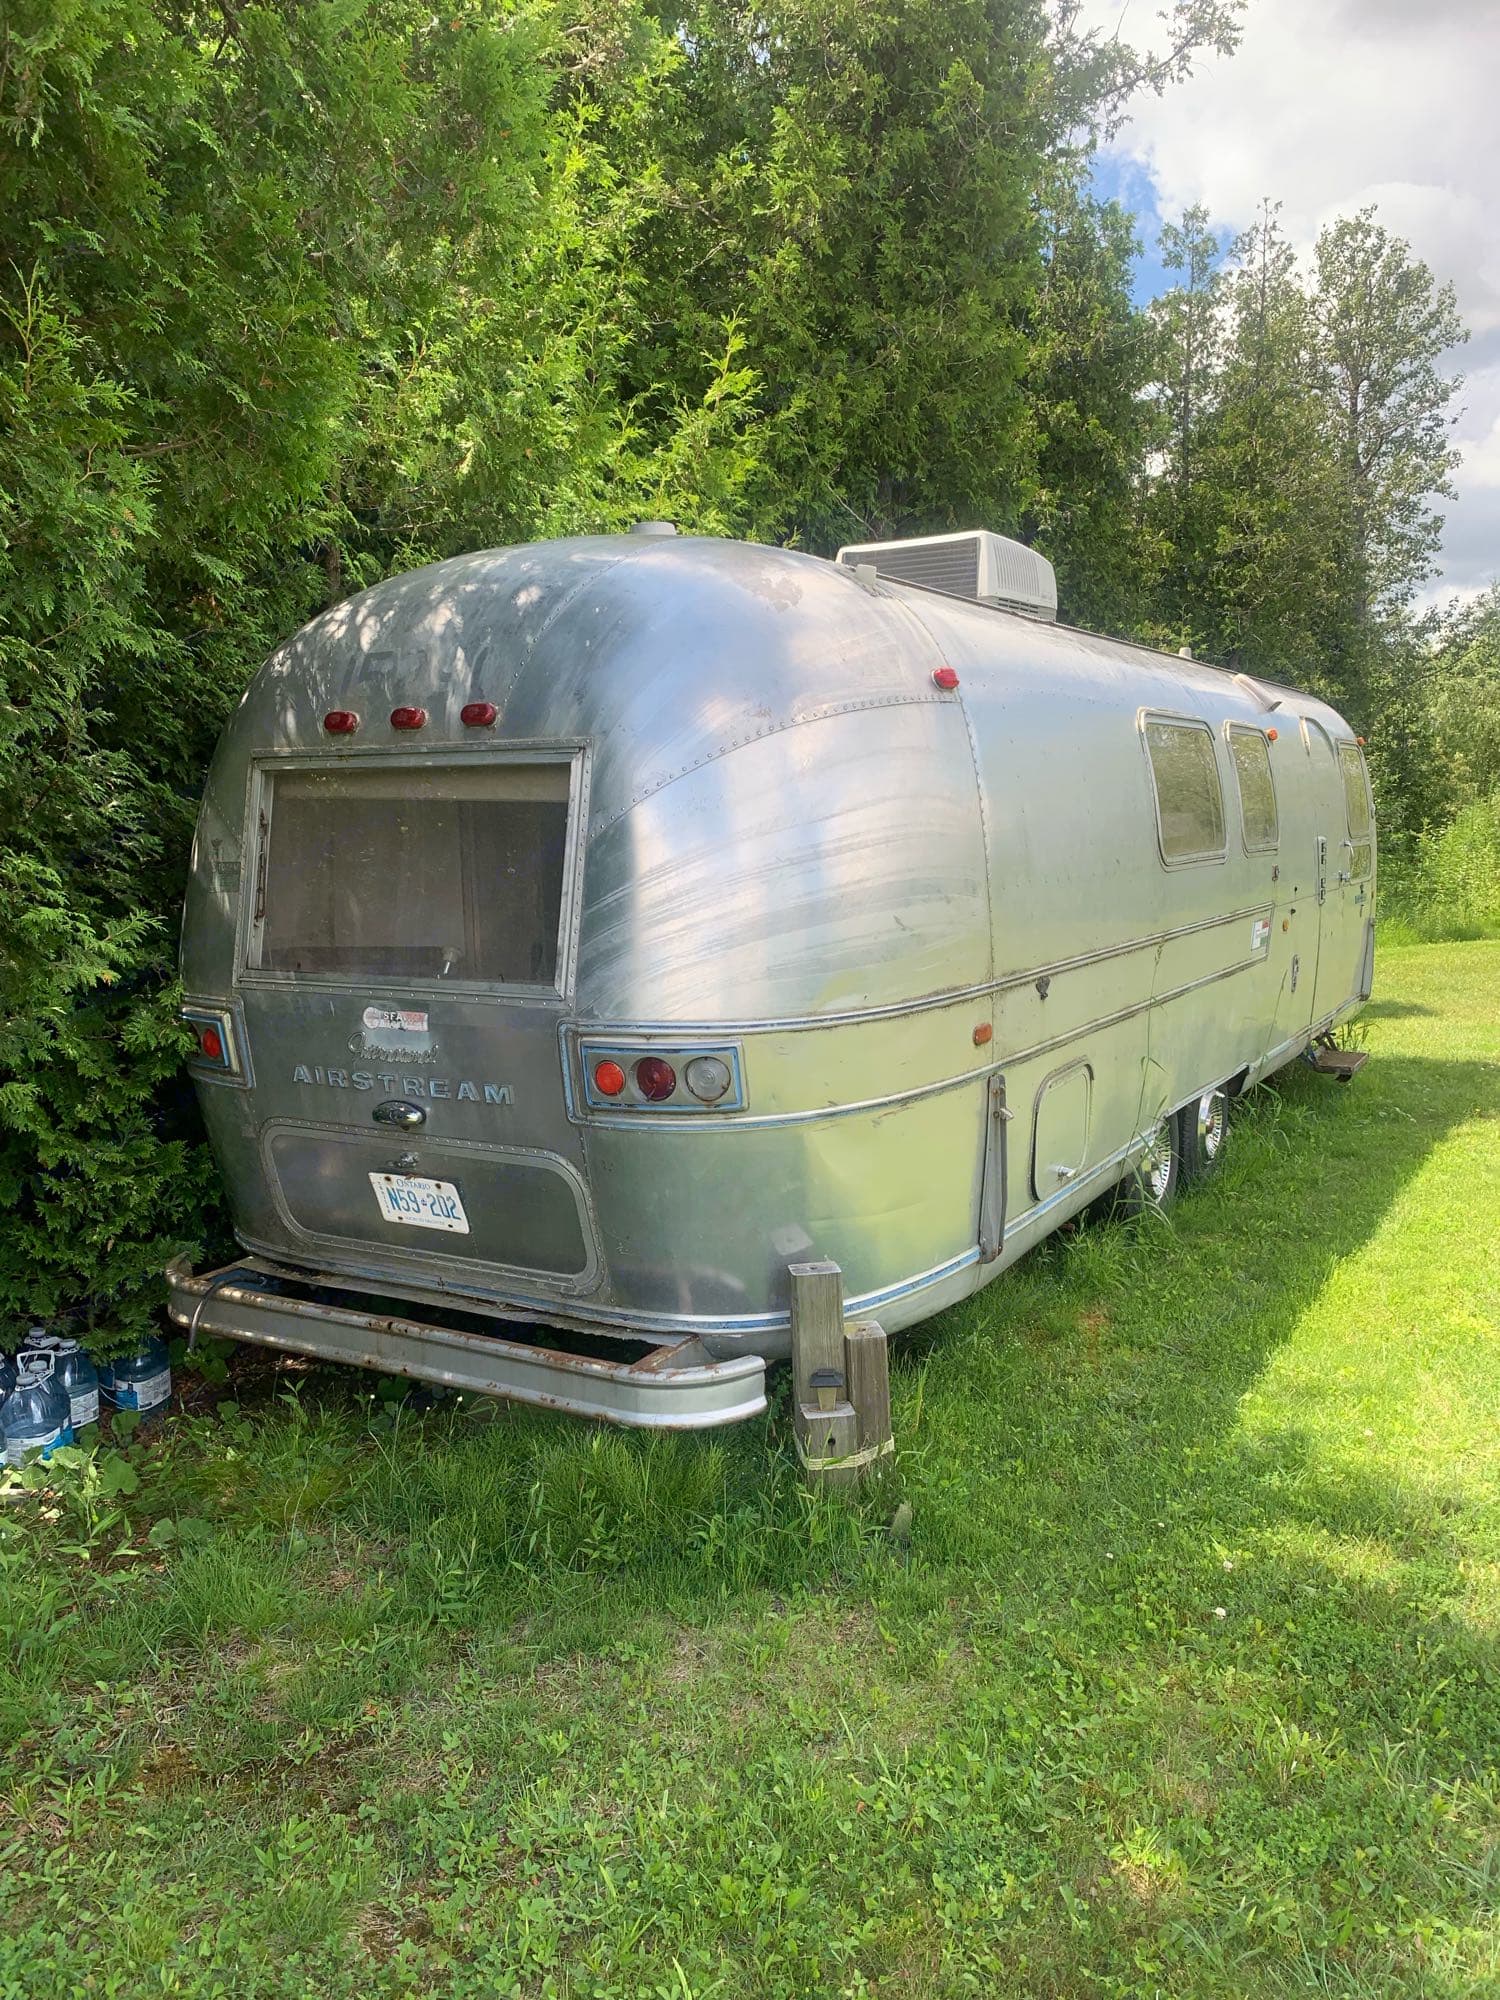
[1080, 0, 1498, 599]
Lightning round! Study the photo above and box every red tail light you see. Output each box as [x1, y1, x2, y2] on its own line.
[390, 706, 427, 730]
[592, 1059, 626, 1098]
[323, 710, 359, 734]
[198, 1025, 224, 1062]
[461, 701, 497, 728]
[932, 666, 960, 691]
[634, 1056, 677, 1102]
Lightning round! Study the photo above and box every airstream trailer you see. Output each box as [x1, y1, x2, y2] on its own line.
[168, 527, 1376, 1426]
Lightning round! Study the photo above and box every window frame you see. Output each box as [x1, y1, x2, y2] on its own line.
[1138, 710, 1229, 869]
[237, 744, 590, 1004]
[1335, 739, 1374, 882]
[1223, 721, 1280, 855]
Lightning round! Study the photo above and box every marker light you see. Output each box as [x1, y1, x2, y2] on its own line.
[932, 665, 961, 691]
[461, 701, 497, 728]
[593, 1059, 626, 1098]
[634, 1056, 677, 1102]
[198, 1025, 224, 1062]
[972, 1022, 993, 1047]
[323, 710, 359, 734]
[684, 1055, 732, 1102]
[390, 706, 427, 730]
[1266, 727, 1279, 741]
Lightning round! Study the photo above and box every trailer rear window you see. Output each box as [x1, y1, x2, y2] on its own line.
[256, 763, 572, 987]
[1338, 742, 1372, 879]
[1143, 717, 1226, 864]
[1226, 724, 1279, 851]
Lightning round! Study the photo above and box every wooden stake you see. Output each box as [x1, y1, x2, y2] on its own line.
[843, 1320, 892, 1461]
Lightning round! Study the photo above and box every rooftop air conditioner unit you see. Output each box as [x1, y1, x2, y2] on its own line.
[835, 529, 1057, 622]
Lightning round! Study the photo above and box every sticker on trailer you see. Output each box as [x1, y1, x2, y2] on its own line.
[1251, 917, 1271, 952]
[369, 1172, 471, 1234]
[363, 1006, 428, 1035]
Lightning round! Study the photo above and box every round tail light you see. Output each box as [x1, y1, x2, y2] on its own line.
[198, 1025, 224, 1062]
[323, 710, 359, 734]
[634, 1056, 677, 1102]
[390, 706, 427, 730]
[592, 1058, 626, 1098]
[683, 1055, 732, 1102]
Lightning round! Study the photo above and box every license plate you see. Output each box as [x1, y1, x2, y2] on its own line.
[368, 1173, 470, 1234]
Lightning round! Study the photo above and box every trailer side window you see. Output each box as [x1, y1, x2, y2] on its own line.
[1226, 724, 1278, 851]
[1338, 742, 1373, 879]
[1143, 716, 1226, 864]
[256, 762, 573, 988]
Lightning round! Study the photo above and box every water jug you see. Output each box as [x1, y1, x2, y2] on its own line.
[1, 1354, 73, 1468]
[100, 1336, 172, 1424]
[41, 1337, 100, 1435]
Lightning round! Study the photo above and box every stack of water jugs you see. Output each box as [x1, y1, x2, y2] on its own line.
[1, 1327, 171, 1469]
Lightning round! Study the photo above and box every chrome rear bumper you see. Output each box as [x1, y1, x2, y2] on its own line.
[165, 1257, 768, 1429]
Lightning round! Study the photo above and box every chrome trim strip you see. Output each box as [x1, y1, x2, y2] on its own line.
[573, 903, 1274, 1039]
[581, 947, 1268, 1133]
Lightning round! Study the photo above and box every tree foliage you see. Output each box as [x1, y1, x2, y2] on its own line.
[0, 0, 1478, 1337]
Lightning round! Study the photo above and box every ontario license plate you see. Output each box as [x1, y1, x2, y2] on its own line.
[368, 1173, 470, 1234]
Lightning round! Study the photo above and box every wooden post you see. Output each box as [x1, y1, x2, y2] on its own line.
[843, 1320, 893, 1466]
[789, 1262, 893, 1485]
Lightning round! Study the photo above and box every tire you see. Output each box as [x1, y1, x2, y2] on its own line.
[1178, 1085, 1229, 1185]
[1115, 1116, 1179, 1218]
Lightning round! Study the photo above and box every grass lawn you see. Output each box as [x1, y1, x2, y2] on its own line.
[2, 941, 1497, 1999]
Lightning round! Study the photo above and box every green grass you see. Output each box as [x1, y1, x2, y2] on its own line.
[2, 942, 1498, 1999]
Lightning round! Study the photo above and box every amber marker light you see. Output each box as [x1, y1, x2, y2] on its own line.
[973, 1022, 993, 1047]
[323, 709, 359, 734]
[932, 665, 961, 691]
[1266, 727, 1279, 741]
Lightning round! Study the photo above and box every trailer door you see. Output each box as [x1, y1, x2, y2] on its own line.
[234, 752, 597, 1291]
[1304, 723, 1370, 1029]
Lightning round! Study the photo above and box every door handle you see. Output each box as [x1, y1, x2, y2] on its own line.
[373, 1100, 426, 1128]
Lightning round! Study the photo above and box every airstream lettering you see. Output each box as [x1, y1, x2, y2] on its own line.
[169, 529, 1374, 1426]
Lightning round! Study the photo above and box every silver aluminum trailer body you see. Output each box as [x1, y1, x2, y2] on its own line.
[174, 532, 1374, 1413]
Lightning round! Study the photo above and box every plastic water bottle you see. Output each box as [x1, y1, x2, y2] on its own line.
[40, 1337, 100, 1436]
[100, 1336, 172, 1425]
[1, 1353, 73, 1468]
[0, 1350, 15, 1405]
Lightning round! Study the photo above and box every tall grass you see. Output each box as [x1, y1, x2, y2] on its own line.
[1380, 792, 1500, 942]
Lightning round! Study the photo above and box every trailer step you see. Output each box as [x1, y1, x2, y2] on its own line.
[1305, 1040, 1369, 1081]
[165, 1258, 768, 1429]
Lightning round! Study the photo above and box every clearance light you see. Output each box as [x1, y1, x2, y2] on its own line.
[323, 710, 359, 735]
[198, 1025, 224, 1063]
[461, 701, 497, 728]
[1266, 727, 1279, 741]
[593, 1059, 626, 1098]
[972, 1022, 993, 1047]
[390, 706, 427, 730]
[634, 1056, 677, 1102]
[932, 665, 961, 691]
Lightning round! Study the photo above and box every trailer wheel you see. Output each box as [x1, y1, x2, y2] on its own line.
[1178, 1086, 1229, 1185]
[1116, 1118, 1178, 1217]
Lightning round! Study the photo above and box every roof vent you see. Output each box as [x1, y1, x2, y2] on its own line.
[629, 519, 678, 537]
[834, 529, 1057, 621]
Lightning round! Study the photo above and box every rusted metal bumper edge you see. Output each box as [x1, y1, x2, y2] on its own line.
[165, 1258, 768, 1430]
